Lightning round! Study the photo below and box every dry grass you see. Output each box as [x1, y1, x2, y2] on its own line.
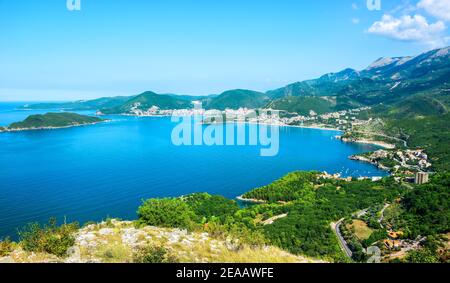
[6, 249, 61, 263]
[348, 220, 373, 240]
[208, 246, 312, 263]
[95, 243, 133, 263]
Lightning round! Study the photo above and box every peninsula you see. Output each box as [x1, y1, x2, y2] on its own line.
[1, 112, 106, 132]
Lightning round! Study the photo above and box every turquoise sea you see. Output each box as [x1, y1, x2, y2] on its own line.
[0, 102, 387, 238]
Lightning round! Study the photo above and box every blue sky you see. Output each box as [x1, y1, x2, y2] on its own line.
[0, 0, 449, 101]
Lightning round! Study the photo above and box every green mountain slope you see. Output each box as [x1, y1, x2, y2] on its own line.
[384, 114, 450, 171]
[265, 95, 364, 115]
[347, 90, 450, 171]
[204, 89, 270, 110]
[375, 92, 449, 119]
[266, 46, 450, 111]
[101, 91, 193, 114]
[266, 96, 336, 115]
[267, 68, 362, 99]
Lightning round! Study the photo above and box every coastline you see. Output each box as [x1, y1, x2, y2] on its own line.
[236, 195, 267, 204]
[285, 124, 341, 132]
[349, 155, 392, 172]
[99, 112, 173, 118]
[196, 121, 344, 133]
[337, 136, 396, 149]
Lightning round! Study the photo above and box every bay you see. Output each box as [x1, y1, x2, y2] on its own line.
[0, 102, 386, 238]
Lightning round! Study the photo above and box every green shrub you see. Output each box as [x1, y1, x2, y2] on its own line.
[18, 218, 79, 257]
[0, 238, 15, 256]
[104, 217, 115, 228]
[184, 193, 239, 223]
[137, 198, 195, 229]
[133, 245, 178, 263]
[397, 173, 450, 238]
[405, 248, 440, 263]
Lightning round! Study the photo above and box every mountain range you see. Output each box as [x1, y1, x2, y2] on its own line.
[22, 46, 450, 116]
[266, 46, 450, 115]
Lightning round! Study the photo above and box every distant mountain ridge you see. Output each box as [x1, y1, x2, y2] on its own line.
[21, 96, 133, 111]
[99, 89, 270, 114]
[267, 46, 450, 103]
[21, 46, 450, 115]
[100, 91, 193, 114]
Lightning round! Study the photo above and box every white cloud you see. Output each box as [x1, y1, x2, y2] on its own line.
[368, 14, 447, 47]
[418, 0, 450, 22]
[352, 3, 359, 10]
[352, 18, 360, 24]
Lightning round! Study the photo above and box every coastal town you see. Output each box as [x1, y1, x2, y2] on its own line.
[104, 102, 372, 130]
[350, 149, 433, 175]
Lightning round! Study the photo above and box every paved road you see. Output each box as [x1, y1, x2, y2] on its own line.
[332, 219, 353, 259]
[378, 203, 390, 228]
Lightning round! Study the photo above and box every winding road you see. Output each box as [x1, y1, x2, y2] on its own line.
[378, 203, 390, 229]
[332, 219, 353, 259]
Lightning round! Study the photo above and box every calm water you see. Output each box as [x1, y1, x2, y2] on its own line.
[0, 102, 386, 238]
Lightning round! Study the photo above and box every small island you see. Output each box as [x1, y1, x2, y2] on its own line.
[0, 112, 106, 132]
